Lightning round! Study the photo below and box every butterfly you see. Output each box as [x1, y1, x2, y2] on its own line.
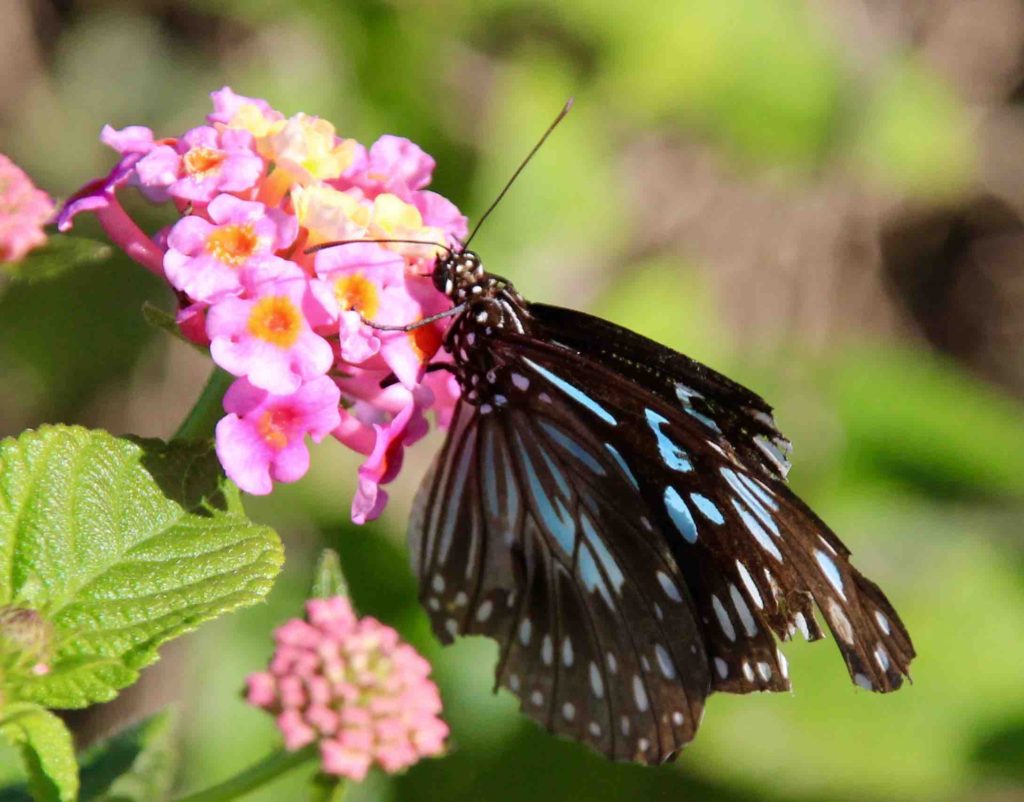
[345, 103, 915, 764]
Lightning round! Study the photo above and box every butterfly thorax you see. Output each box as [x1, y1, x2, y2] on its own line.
[433, 249, 530, 407]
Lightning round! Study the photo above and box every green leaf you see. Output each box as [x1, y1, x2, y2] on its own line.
[78, 709, 177, 802]
[140, 304, 206, 355]
[310, 550, 347, 600]
[2, 236, 112, 284]
[0, 703, 78, 802]
[0, 426, 284, 709]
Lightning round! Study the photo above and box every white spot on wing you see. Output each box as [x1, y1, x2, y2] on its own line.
[519, 618, 532, 646]
[714, 657, 728, 679]
[632, 675, 649, 711]
[542, 635, 553, 665]
[757, 661, 772, 682]
[655, 644, 675, 679]
[712, 594, 736, 641]
[729, 584, 758, 637]
[815, 549, 847, 599]
[875, 610, 891, 635]
[657, 571, 682, 602]
[562, 702, 575, 721]
[828, 599, 854, 643]
[854, 673, 873, 690]
[589, 662, 605, 698]
[475, 600, 493, 622]
[562, 637, 574, 667]
[736, 561, 764, 609]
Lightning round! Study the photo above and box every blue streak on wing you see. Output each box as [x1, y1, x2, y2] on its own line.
[580, 512, 625, 591]
[539, 420, 607, 475]
[482, 423, 519, 528]
[664, 486, 698, 544]
[604, 443, 639, 489]
[514, 430, 576, 556]
[738, 471, 778, 511]
[731, 498, 782, 560]
[722, 467, 779, 536]
[645, 409, 693, 472]
[690, 492, 725, 524]
[522, 357, 618, 426]
[578, 544, 614, 607]
[685, 408, 722, 433]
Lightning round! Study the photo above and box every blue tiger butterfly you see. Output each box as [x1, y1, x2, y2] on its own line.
[321, 101, 915, 764]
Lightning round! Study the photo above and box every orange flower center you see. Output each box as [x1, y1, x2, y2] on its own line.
[408, 321, 442, 363]
[183, 146, 227, 178]
[247, 296, 302, 347]
[257, 408, 292, 450]
[206, 224, 259, 266]
[334, 273, 379, 318]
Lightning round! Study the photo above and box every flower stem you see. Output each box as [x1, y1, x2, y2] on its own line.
[173, 367, 235, 441]
[170, 745, 319, 802]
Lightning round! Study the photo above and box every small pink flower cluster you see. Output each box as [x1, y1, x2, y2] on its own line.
[0, 154, 54, 263]
[246, 596, 448, 780]
[59, 89, 465, 520]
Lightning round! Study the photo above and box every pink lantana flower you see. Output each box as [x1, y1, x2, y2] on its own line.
[246, 595, 448, 781]
[307, 241, 444, 385]
[0, 155, 54, 263]
[100, 125, 158, 156]
[135, 126, 264, 204]
[351, 401, 429, 524]
[208, 86, 283, 132]
[216, 376, 341, 495]
[164, 194, 299, 303]
[342, 136, 435, 202]
[207, 276, 333, 395]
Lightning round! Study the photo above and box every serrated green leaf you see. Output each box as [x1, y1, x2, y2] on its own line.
[0, 703, 78, 802]
[2, 236, 112, 284]
[78, 709, 177, 802]
[0, 426, 284, 709]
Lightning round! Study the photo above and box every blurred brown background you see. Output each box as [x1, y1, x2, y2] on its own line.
[2, 1, 1024, 800]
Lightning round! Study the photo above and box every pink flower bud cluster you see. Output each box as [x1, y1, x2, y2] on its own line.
[246, 596, 448, 780]
[58, 88, 466, 520]
[0, 154, 54, 263]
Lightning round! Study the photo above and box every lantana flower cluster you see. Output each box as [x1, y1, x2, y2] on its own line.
[59, 88, 465, 521]
[246, 596, 448, 780]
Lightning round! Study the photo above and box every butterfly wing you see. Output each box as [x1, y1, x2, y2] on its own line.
[410, 395, 710, 763]
[491, 310, 915, 694]
[529, 302, 793, 480]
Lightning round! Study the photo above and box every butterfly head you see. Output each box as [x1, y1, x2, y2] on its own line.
[433, 249, 486, 300]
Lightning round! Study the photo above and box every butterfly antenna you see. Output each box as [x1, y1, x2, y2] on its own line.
[462, 97, 574, 250]
[305, 238, 454, 255]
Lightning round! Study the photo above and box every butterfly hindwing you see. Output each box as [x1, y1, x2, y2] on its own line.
[487, 317, 915, 695]
[410, 394, 710, 763]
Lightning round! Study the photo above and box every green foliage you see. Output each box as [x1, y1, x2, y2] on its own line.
[1, 237, 112, 285]
[829, 346, 1024, 500]
[0, 426, 283, 709]
[852, 58, 974, 198]
[77, 710, 177, 802]
[0, 704, 77, 802]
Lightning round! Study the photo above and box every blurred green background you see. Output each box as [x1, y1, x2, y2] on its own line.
[2, 0, 1024, 800]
